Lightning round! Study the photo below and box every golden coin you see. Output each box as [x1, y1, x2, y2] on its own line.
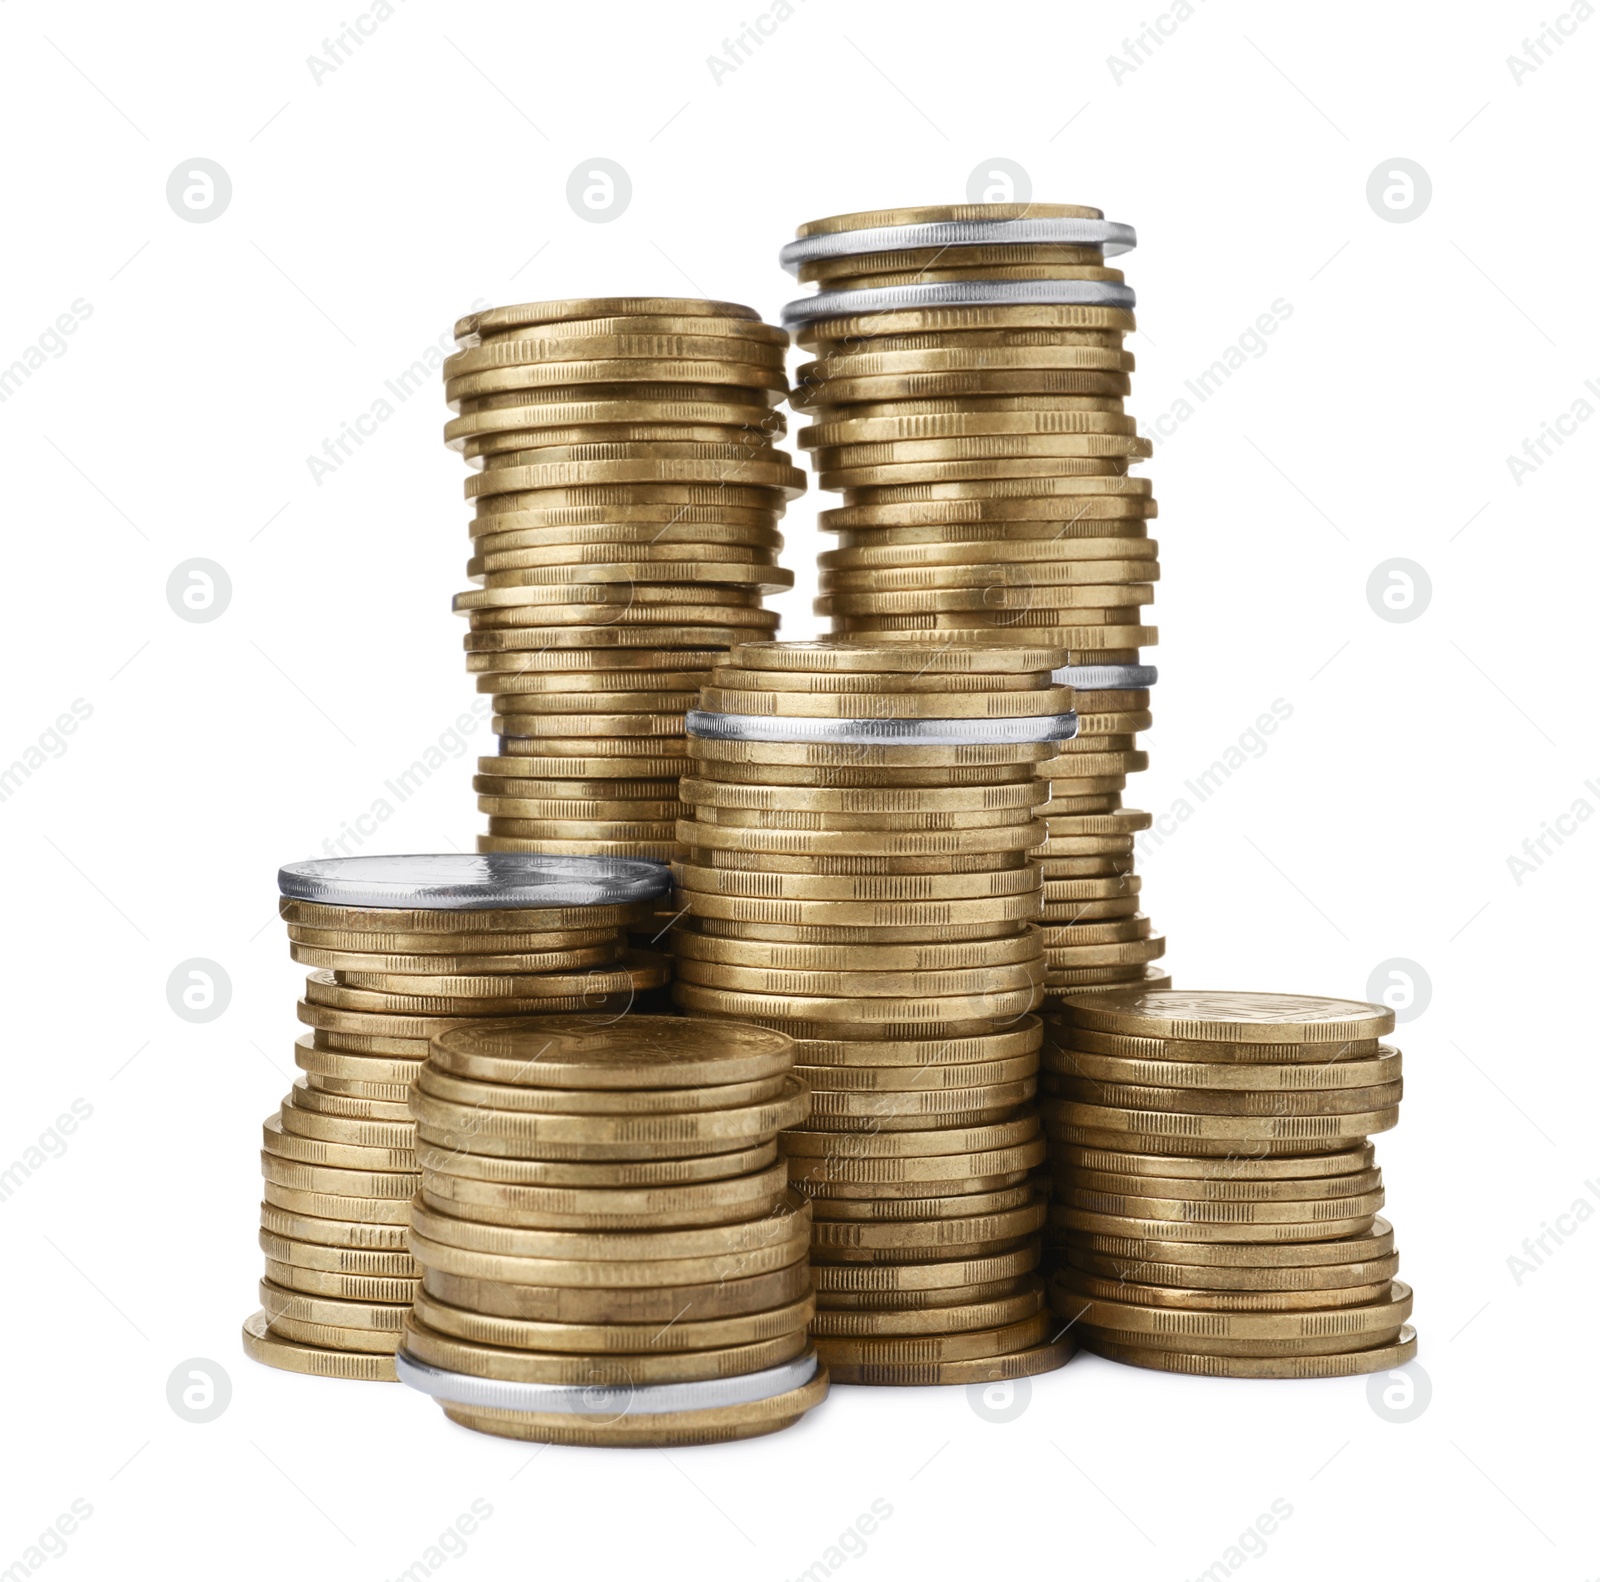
[483, 819, 679, 843]
[809, 1282, 1043, 1336]
[1057, 1247, 1401, 1294]
[1043, 1075, 1402, 1116]
[822, 548, 1156, 579]
[404, 1315, 810, 1385]
[463, 459, 802, 502]
[428, 1014, 793, 1088]
[258, 1202, 409, 1250]
[796, 305, 1134, 343]
[286, 923, 624, 954]
[704, 667, 1050, 695]
[447, 401, 781, 449]
[457, 298, 765, 335]
[805, 1083, 1035, 1124]
[1081, 1327, 1417, 1378]
[443, 362, 787, 408]
[1042, 938, 1166, 970]
[1045, 1047, 1402, 1092]
[478, 799, 682, 823]
[783, 1114, 1038, 1159]
[803, 410, 1138, 446]
[792, 371, 1131, 406]
[417, 1139, 778, 1188]
[1046, 1023, 1385, 1065]
[1036, 915, 1152, 946]
[252, 1313, 400, 1354]
[263, 1260, 420, 1304]
[262, 1115, 415, 1172]
[669, 926, 1041, 971]
[787, 1143, 1046, 1189]
[419, 1172, 788, 1232]
[240, 1311, 398, 1381]
[670, 981, 1039, 1027]
[800, 349, 1136, 383]
[814, 1272, 1034, 1310]
[463, 627, 768, 657]
[408, 1228, 811, 1288]
[1053, 1185, 1387, 1227]
[1041, 1098, 1399, 1142]
[1062, 1166, 1383, 1204]
[672, 957, 1039, 1000]
[259, 1152, 414, 1202]
[672, 864, 1039, 900]
[697, 689, 1073, 723]
[676, 821, 1046, 856]
[811, 1197, 1046, 1250]
[259, 1279, 408, 1334]
[724, 638, 1063, 674]
[410, 1291, 813, 1354]
[258, 1228, 416, 1276]
[810, 1245, 1039, 1292]
[1057, 989, 1396, 1044]
[289, 941, 622, 975]
[1056, 1218, 1396, 1268]
[414, 1064, 790, 1118]
[820, 1339, 1071, 1387]
[408, 1193, 807, 1260]
[1051, 1141, 1376, 1181]
[279, 897, 645, 933]
[1048, 1206, 1377, 1245]
[686, 805, 1038, 833]
[443, 333, 786, 379]
[677, 893, 1042, 932]
[815, 1312, 1053, 1367]
[677, 849, 1032, 878]
[800, 1056, 1039, 1094]
[284, 1083, 413, 1124]
[301, 1073, 412, 1102]
[421, 1260, 810, 1325]
[781, 1020, 1041, 1067]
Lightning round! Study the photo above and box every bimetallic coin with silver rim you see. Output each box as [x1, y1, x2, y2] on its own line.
[278, 854, 670, 910]
[395, 1347, 819, 1414]
[1053, 663, 1159, 690]
[685, 710, 1078, 746]
[779, 218, 1137, 274]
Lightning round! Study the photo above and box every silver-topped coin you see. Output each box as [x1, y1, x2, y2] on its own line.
[686, 710, 1078, 746]
[780, 218, 1137, 274]
[394, 1348, 819, 1415]
[277, 853, 671, 910]
[1053, 663, 1158, 690]
[782, 279, 1136, 330]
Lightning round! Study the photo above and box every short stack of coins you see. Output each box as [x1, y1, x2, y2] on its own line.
[1037, 657, 1166, 998]
[1043, 989, 1417, 1378]
[242, 853, 671, 1383]
[393, 1015, 829, 1444]
[444, 297, 800, 864]
[669, 638, 1077, 1385]
[776, 209, 1166, 1000]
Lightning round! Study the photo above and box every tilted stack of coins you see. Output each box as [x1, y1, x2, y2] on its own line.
[777, 208, 1166, 1000]
[443, 297, 799, 865]
[394, 1016, 828, 1444]
[1043, 990, 1417, 1378]
[242, 854, 670, 1383]
[670, 639, 1076, 1385]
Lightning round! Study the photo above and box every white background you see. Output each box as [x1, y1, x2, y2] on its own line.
[2, 0, 1595, 1577]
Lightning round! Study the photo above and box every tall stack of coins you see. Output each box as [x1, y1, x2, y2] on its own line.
[776, 209, 1165, 1000]
[1043, 990, 1417, 1377]
[444, 298, 800, 864]
[670, 639, 1076, 1385]
[242, 854, 671, 1383]
[394, 1016, 828, 1444]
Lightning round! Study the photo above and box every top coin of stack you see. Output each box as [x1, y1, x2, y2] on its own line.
[1041, 989, 1416, 1379]
[670, 638, 1078, 1386]
[778, 205, 1156, 666]
[395, 1014, 828, 1446]
[241, 853, 670, 1383]
[444, 298, 801, 863]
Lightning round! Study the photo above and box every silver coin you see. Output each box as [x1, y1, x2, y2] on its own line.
[781, 279, 1136, 330]
[278, 853, 670, 910]
[780, 218, 1137, 274]
[394, 1347, 819, 1415]
[1053, 663, 1158, 690]
[686, 709, 1078, 746]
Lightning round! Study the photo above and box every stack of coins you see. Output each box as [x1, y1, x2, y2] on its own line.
[670, 639, 1077, 1385]
[444, 297, 800, 863]
[1037, 657, 1166, 998]
[242, 854, 671, 1383]
[393, 1015, 828, 1444]
[776, 210, 1166, 1001]
[1043, 989, 1417, 1378]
